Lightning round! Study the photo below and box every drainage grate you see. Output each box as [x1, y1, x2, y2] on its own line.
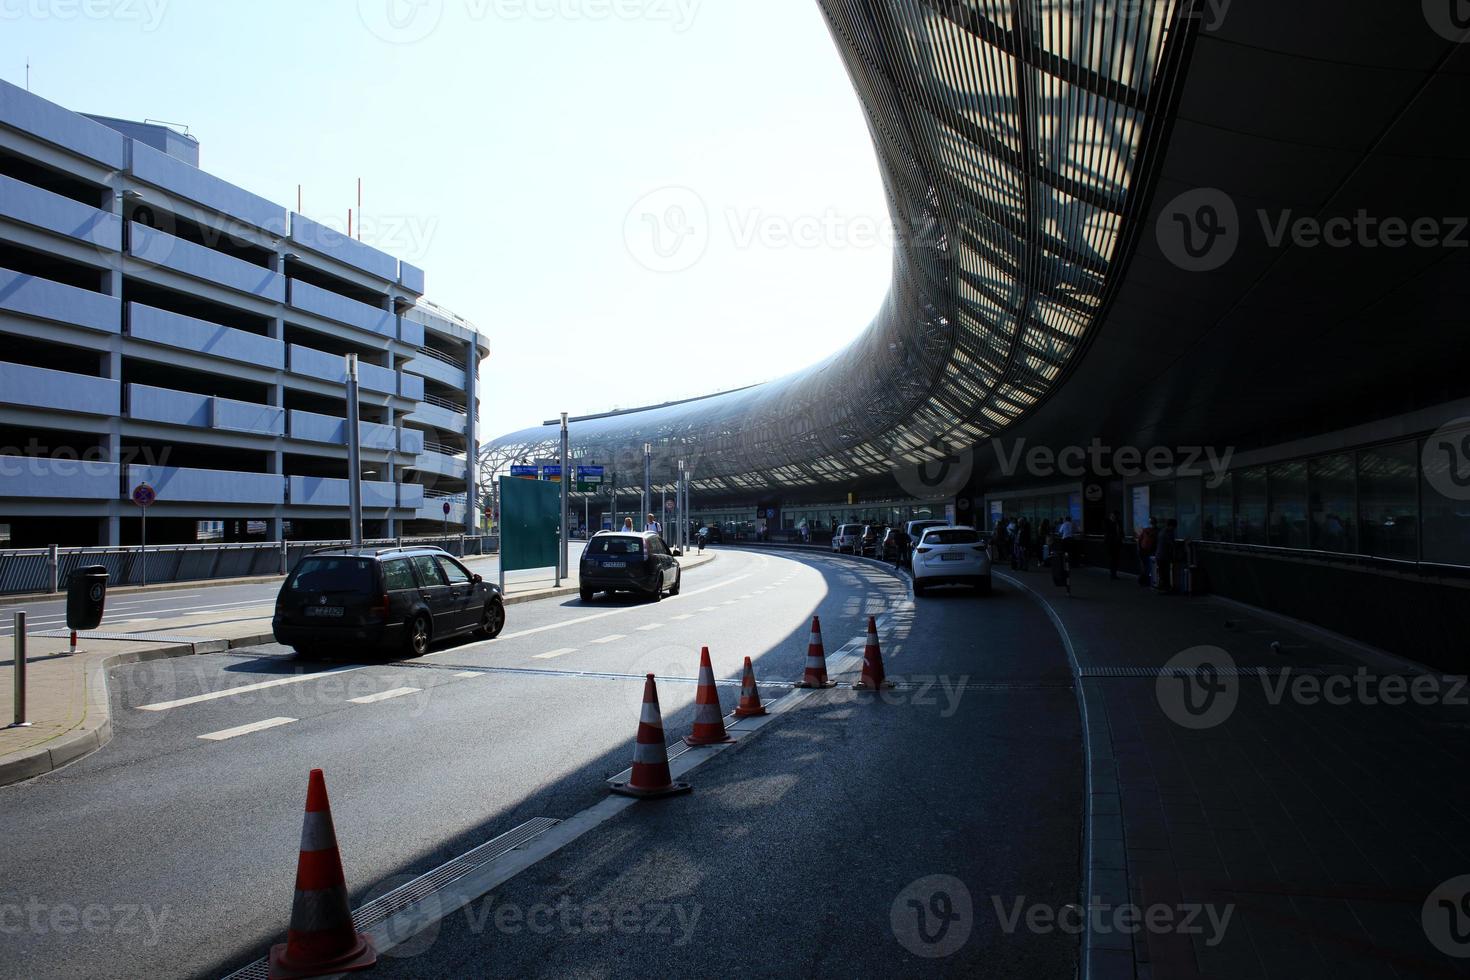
[33, 629, 215, 645]
[407, 663, 759, 687]
[221, 816, 560, 980]
[1078, 665, 1337, 678]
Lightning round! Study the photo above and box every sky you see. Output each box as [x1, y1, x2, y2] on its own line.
[2, 0, 894, 438]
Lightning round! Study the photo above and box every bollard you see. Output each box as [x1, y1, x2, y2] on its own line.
[9, 612, 31, 728]
[280, 539, 288, 576]
[459, 533, 465, 558]
[47, 544, 59, 594]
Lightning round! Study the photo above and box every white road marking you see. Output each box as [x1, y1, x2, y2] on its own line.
[348, 687, 420, 705]
[670, 614, 693, 621]
[119, 618, 159, 624]
[454, 671, 483, 677]
[137, 665, 363, 711]
[590, 635, 625, 644]
[532, 648, 576, 660]
[198, 717, 296, 741]
[636, 624, 663, 631]
[721, 600, 738, 605]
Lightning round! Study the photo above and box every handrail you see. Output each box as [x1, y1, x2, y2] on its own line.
[415, 346, 465, 369]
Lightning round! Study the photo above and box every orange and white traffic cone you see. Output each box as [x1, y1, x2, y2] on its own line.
[610, 674, 692, 798]
[853, 616, 893, 690]
[268, 769, 376, 980]
[685, 647, 735, 746]
[794, 615, 837, 689]
[733, 656, 767, 718]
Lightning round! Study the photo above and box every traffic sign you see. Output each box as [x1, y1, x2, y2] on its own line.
[443, 501, 452, 516]
[130, 483, 155, 508]
[576, 465, 604, 492]
[510, 465, 539, 480]
[541, 465, 562, 483]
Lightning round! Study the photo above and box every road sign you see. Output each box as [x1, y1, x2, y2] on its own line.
[541, 465, 562, 483]
[576, 465, 604, 492]
[510, 465, 539, 480]
[443, 501, 452, 516]
[130, 483, 155, 508]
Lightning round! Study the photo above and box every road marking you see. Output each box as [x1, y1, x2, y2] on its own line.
[590, 634, 625, 644]
[721, 600, 738, 605]
[198, 717, 296, 741]
[670, 614, 693, 621]
[137, 665, 364, 711]
[699, 606, 718, 612]
[533, 648, 576, 660]
[636, 624, 663, 631]
[348, 687, 420, 705]
[454, 671, 483, 677]
[119, 618, 160, 624]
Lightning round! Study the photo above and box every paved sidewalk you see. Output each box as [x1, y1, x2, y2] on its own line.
[997, 563, 1470, 979]
[0, 551, 714, 787]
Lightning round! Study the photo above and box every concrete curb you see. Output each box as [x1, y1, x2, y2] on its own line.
[1, 632, 263, 788]
[0, 552, 719, 788]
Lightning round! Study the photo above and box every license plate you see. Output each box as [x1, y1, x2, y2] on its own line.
[305, 606, 344, 617]
[603, 562, 626, 569]
[941, 552, 964, 561]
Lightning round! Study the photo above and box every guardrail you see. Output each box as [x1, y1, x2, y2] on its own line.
[0, 534, 500, 596]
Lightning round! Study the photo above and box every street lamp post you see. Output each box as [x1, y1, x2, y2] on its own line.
[345, 354, 362, 547]
[641, 443, 652, 533]
[677, 459, 686, 551]
[558, 412, 569, 583]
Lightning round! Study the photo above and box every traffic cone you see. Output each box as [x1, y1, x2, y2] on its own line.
[853, 616, 893, 690]
[268, 769, 376, 979]
[733, 656, 767, 718]
[685, 647, 735, 746]
[610, 674, 692, 798]
[794, 615, 837, 689]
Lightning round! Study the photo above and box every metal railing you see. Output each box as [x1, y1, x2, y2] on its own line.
[422, 393, 468, 415]
[0, 534, 500, 596]
[415, 346, 465, 370]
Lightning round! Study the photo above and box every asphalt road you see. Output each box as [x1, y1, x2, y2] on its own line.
[0, 547, 1082, 978]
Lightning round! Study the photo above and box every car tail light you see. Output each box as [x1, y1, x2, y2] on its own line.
[916, 546, 932, 554]
[371, 592, 390, 620]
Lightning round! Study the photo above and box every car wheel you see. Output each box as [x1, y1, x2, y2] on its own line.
[580, 587, 594, 603]
[477, 598, 505, 638]
[649, 585, 663, 603]
[406, 614, 431, 657]
[977, 577, 992, 596]
[292, 644, 324, 659]
[669, 571, 681, 596]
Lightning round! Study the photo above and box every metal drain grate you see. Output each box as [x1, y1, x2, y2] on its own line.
[407, 663, 757, 687]
[221, 816, 560, 979]
[1078, 665, 1337, 678]
[34, 629, 215, 645]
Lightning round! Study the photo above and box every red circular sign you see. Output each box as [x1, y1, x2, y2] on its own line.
[131, 483, 156, 508]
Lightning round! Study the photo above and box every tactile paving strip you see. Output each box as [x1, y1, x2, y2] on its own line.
[1078, 665, 1336, 677]
[221, 816, 560, 979]
[33, 629, 215, 645]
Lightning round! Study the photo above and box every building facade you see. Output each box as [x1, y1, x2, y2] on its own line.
[0, 80, 487, 547]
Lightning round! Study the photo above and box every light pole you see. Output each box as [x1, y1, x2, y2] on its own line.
[641, 442, 652, 533]
[345, 354, 362, 547]
[558, 411, 569, 582]
[677, 459, 686, 551]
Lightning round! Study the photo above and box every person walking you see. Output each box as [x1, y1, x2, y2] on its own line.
[1016, 517, 1032, 572]
[622, 517, 635, 532]
[1104, 512, 1123, 580]
[1136, 517, 1157, 587]
[1156, 518, 1179, 594]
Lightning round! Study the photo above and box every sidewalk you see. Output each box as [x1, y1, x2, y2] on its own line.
[0, 551, 714, 787]
[996, 563, 1470, 979]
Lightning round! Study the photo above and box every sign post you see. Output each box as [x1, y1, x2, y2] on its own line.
[131, 481, 155, 587]
[443, 499, 451, 537]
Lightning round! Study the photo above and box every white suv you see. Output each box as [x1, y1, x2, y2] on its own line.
[912, 525, 992, 596]
[831, 524, 862, 554]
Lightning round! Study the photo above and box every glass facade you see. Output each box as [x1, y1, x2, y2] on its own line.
[1127, 435, 1463, 567]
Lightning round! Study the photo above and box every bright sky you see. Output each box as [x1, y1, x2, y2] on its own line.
[3, 0, 893, 438]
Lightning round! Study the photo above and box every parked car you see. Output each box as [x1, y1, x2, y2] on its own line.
[912, 526, 992, 595]
[860, 524, 888, 556]
[580, 531, 681, 603]
[904, 519, 948, 565]
[699, 524, 724, 544]
[831, 524, 862, 554]
[273, 547, 504, 658]
[881, 526, 910, 563]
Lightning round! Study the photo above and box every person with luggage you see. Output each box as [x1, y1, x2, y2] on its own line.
[1136, 517, 1158, 587]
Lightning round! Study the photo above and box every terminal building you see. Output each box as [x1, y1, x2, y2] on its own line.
[0, 80, 489, 547]
[487, 2, 1470, 669]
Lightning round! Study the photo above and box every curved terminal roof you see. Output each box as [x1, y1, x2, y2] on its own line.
[487, 2, 1198, 496]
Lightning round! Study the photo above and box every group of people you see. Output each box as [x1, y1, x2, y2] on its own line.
[992, 514, 1078, 574]
[1130, 515, 1182, 593]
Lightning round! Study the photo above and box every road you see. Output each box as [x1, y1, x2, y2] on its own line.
[0, 547, 1082, 978]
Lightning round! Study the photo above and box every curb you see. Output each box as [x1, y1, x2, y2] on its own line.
[0, 553, 719, 788]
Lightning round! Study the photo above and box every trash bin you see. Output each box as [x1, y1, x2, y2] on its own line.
[66, 565, 108, 631]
